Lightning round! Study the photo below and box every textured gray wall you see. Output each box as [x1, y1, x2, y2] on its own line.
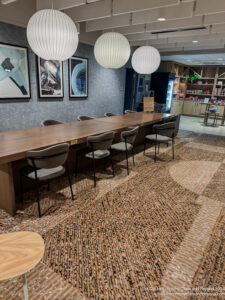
[0, 21, 126, 132]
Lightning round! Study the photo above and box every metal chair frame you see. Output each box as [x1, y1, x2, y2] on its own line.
[75, 138, 114, 187]
[20, 150, 74, 217]
[144, 127, 175, 162]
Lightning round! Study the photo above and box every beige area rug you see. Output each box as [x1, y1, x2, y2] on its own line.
[0, 132, 224, 299]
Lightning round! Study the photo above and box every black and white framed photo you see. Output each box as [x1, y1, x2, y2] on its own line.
[0, 42, 31, 99]
[37, 57, 64, 98]
[69, 56, 88, 98]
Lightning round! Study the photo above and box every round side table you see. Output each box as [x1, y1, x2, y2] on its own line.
[0, 231, 44, 300]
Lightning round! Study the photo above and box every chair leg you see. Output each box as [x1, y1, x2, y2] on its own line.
[20, 172, 24, 202]
[35, 178, 41, 218]
[132, 147, 135, 166]
[91, 158, 96, 187]
[75, 150, 79, 177]
[172, 138, 175, 160]
[66, 163, 74, 200]
[143, 139, 146, 155]
[154, 141, 157, 162]
[47, 180, 50, 191]
[110, 150, 115, 177]
[103, 157, 106, 170]
[158, 143, 160, 154]
[125, 149, 129, 175]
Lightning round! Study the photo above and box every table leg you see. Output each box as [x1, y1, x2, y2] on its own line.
[22, 274, 29, 300]
[0, 163, 16, 215]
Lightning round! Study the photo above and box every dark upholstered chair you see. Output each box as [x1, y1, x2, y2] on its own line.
[75, 131, 115, 187]
[77, 115, 95, 121]
[144, 122, 176, 162]
[125, 110, 136, 114]
[163, 115, 180, 137]
[20, 143, 74, 217]
[41, 119, 64, 126]
[104, 112, 118, 117]
[111, 126, 139, 175]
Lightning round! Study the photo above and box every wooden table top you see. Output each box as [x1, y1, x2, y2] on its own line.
[0, 112, 172, 164]
[0, 231, 44, 281]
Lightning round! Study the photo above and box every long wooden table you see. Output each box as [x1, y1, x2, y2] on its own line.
[0, 112, 173, 215]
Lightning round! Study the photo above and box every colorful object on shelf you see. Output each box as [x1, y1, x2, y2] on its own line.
[188, 72, 200, 83]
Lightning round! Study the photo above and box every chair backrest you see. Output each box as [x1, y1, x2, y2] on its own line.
[125, 110, 136, 114]
[163, 115, 180, 137]
[77, 115, 95, 121]
[153, 122, 176, 138]
[87, 131, 115, 151]
[27, 143, 69, 169]
[41, 119, 64, 126]
[121, 126, 139, 144]
[104, 112, 117, 117]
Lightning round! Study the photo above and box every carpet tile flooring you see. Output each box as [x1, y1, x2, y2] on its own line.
[0, 131, 225, 299]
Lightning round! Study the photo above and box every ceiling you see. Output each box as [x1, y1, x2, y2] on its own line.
[1, 0, 225, 60]
[161, 53, 225, 66]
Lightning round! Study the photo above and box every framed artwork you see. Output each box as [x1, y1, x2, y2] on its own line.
[69, 56, 88, 98]
[37, 57, 64, 98]
[0, 43, 31, 99]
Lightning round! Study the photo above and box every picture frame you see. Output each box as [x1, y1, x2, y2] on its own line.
[37, 57, 64, 98]
[0, 42, 31, 100]
[69, 56, 88, 98]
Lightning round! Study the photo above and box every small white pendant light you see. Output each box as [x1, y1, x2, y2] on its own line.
[27, 9, 79, 61]
[131, 46, 161, 75]
[94, 32, 131, 69]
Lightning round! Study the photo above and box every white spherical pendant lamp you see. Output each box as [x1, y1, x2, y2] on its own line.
[131, 46, 161, 74]
[27, 9, 79, 61]
[94, 32, 131, 69]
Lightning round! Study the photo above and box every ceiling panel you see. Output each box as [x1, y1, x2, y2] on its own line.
[204, 12, 225, 26]
[157, 27, 210, 39]
[104, 24, 146, 35]
[86, 15, 130, 32]
[65, 0, 111, 22]
[112, 0, 179, 16]
[168, 33, 225, 43]
[195, 0, 225, 16]
[37, 0, 85, 10]
[146, 16, 203, 33]
[212, 24, 225, 34]
[127, 33, 159, 42]
[37, 0, 101, 10]
[132, 2, 195, 25]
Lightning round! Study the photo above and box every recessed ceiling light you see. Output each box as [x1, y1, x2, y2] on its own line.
[157, 18, 166, 21]
[192, 40, 199, 43]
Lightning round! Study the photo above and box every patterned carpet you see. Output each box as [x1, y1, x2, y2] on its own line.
[0, 131, 225, 299]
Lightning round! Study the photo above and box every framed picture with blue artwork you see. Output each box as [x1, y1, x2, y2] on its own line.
[0, 42, 31, 99]
[69, 56, 88, 98]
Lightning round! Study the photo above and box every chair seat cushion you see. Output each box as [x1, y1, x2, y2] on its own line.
[85, 150, 110, 159]
[145, 134, 172, 143]
[27, 166, 65, 181]
[111, 142, 133, 152]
